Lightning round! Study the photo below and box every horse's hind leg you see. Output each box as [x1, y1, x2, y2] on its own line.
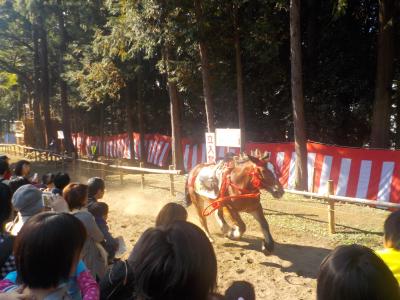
[249, 203, 274, 255]
[192, 195, 214, 242]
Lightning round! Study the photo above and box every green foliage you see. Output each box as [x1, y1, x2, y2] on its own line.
[0, 0, 398, 148]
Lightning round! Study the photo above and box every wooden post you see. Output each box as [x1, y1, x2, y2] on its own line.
[101, 163, 106, 180]
[169, 165, 175, 196]
[140, 162, 145, 190]
[119, 164, 124, 185]
[327, 180, 335, 234]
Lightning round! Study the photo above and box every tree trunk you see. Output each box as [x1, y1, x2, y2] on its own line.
[163, 47, 184, 170]
[57, 0, 75, 154]
[32, 23, 45, 148]
[370, 0, 395, 148]
[290, 0, 308, 191]
[37, 7, 53, 147]
[137, 68, 145, 163]
[194, 0, 215, 132]
[125, 82, 135, 162]
[233, 2, 245, 151]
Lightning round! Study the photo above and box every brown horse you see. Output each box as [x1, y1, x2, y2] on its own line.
[185, 151, 284, 255]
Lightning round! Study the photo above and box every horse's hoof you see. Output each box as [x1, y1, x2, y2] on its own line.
[262, 242, 274, 255]
[226, 226, 242, 240]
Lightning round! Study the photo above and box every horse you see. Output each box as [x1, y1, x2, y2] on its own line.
[185, 150, 284, 255]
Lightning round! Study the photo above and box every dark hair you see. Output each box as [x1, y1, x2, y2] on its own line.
[155, 203, 188, 226]
[0, 159, 9, 176]
[41, 173, 55, 186]
[317, 244, 400, 300]
[225, 281, 255, 300]
[0, 185, 12, 230]
[87, 177, 105, 198]
[14, 212, 86, 289]
[9, 177, 31, 194]
[384, 210, 400, 250]
[14, 160, 30, 177]
[129, 221, 217, 300]
[63, 183, 88, 210]
[54, 172, 71, 190]
[88, 201, 109, 219]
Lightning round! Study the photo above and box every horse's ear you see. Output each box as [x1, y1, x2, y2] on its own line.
[248, 155, 261, 165]
[262, 151, 270, 161]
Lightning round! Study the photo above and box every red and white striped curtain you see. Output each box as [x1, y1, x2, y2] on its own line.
[245, 141, 400, 204]
[73, 134, 400, 204]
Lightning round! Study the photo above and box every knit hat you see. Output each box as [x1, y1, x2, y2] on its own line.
[12, 184, 43, 217]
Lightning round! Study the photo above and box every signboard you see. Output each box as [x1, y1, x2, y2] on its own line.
[57, 130, 64, 139]
[215, 128, 241, 148]
[205, 132, 216, 163]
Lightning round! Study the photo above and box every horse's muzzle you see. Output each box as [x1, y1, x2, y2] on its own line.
[270, 185, 284, 198]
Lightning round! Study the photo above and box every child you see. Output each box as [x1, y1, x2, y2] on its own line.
[376, 210, 400, 284]
[155, 202, 188, 227]
[88, 202, 118, 262]
[317, 244, 399, 300]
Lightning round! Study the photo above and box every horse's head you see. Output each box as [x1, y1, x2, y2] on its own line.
[246, 151, 284, 199]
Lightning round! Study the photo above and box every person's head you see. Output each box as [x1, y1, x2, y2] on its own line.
[0, 155, 10, 164]
[14, 160, 31, 177]
[42, 173, 55, 189]
[88, 201, 109, 220]
[224, 281, 255, 300]
[383, 210, 400, 250]
[129, 221, 217, 300]
[87, 177, 105, 200]
[12, 185, 43, 218]
[155, 202, 188, 227]
[63, 183, 88, 211]
[9, 177, 31, 194]
[53, 172, 70, 191]
[0, 159, 9, 177]
[317, 244, 400, 300]
[14, 212, 86, 289]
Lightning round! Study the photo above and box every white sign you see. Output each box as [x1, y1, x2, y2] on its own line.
[205, 132, 216, 163]
[215, 128, 241, 148]
[57, 130, 64, 139]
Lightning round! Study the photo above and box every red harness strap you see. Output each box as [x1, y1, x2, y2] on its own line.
[202, 168, 261, 216]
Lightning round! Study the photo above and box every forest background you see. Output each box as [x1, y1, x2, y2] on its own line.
[0, 0, 398, 182]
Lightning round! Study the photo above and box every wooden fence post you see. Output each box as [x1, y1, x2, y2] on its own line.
[140, 162, 145, 190]
[119, 161, 124, 185]
[101, 163, 106, 180]
[327, 180, 335, 234]
[169, 165, 175, 196]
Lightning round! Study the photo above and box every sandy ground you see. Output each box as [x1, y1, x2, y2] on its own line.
[8, 157, 389, 299]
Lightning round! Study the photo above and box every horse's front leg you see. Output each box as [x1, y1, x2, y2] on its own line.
[249, 203, 274, 255]
[214, 208, 231, 235]
[223, 205, 246, 240]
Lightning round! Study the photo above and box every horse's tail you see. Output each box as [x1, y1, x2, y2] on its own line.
[184, 174, 192, 207]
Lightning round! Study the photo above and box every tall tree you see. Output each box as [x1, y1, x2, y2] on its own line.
[233, 1, 245, 150]
[56, 0, 75, 154]
[194, 0, 215, 133]
[290, 0, 308, 190]
[370, 0, 395, 148]
[36, 1, 53, 146]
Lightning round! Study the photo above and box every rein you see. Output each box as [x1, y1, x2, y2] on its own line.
[202, 167, 261, 216]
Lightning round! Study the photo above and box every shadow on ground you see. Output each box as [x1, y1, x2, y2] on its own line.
[223, 235, 330, 279]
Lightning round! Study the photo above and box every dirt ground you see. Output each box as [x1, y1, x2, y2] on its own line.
[9, 157, 390, 299]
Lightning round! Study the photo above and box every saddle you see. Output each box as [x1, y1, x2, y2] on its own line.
[195, 159, 234, 199]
